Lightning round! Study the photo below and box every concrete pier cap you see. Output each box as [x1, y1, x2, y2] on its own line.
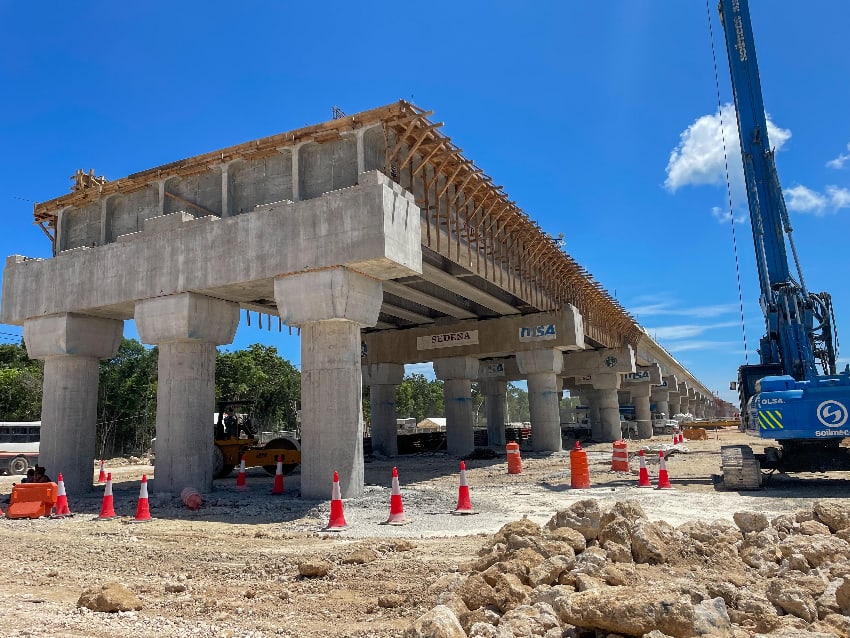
[23, 313, 123, 497]
[275, 267, 383, 327]
[135, 292, 240, 345]
[24, 313, 123, 361]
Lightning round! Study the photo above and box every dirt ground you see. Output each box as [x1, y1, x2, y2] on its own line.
[2, 428, 850, 638]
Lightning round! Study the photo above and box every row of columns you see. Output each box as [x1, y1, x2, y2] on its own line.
[24, 279, 715, 501]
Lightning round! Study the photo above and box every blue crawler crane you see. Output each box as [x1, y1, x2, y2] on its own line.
[719, 0, 850, 486]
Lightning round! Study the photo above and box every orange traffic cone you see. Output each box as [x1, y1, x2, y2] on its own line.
[97, 459, 106, 483]
[453, 461, 475, 515]
[656, 451, 673, 489]
[133, 474, 152, 522]
[637, 450, 652, 488]
[235, 454, 247, 491]
[384, 466, 407, 524]
[271, 455, 284, 495]
[325, 471, 347, 530]
[97, 472, 117, 520]
[180, 487, 203, 510]
[54, 472, 71, 517]
[506, 441, 523, 474]
[570, 441, 590, 489]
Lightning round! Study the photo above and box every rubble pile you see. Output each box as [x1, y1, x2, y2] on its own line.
[406, 499, 850, 638]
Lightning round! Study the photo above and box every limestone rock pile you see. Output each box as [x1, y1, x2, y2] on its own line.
[405, 499, 850, 638]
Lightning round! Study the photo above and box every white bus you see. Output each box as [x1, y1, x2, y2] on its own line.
[0, 421, 40, 475]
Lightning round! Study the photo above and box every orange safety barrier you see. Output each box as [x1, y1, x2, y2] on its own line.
[506, 441, 523, 474]
[570, 441, 590, 489]
[611, 440, 629, 472]
[6, 482, 58, 519]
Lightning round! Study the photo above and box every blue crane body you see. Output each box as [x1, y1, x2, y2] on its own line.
[719, 0, 850, 473]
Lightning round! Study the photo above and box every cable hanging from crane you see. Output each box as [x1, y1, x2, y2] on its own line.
[706, 0, 749, 365]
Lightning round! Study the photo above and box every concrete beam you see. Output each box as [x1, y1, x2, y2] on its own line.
[382, 280, 476, 320]
[421, 262, 519, 316]
[363, 304, 584, 365]
[1, 171, 420, 325]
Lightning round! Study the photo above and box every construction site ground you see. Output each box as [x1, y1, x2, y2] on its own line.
[2, 427, 850, 638]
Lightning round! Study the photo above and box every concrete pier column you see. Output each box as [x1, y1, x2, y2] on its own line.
[362, 363, 404, 457]
[651, 384, 670, 421]
[276, 268, 383, 499]
[23, 314, 123, 496]
[136, 293, 239, 495]
[583, 390, 603, 440]
[630, 384, 653, 439]
[597, 384, 622, 442]
[434, 356, 479, 456]
[516, 349, 563, 452]
[479, 379, 507, 449]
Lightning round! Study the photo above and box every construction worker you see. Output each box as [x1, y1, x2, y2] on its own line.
[224, 407, 238, 438]
[21, 468, 35, 483]
[33, 466, 51, 483]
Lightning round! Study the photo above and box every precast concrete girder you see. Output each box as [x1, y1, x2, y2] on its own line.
[24, 313, 123, 496]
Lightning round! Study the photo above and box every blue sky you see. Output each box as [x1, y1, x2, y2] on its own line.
[1, 1, 849, 406]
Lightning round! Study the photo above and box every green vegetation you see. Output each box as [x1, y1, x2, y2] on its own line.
[0, 339, 532, 455]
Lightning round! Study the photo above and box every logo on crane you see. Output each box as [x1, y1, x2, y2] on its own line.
[816, 400, 849, 428]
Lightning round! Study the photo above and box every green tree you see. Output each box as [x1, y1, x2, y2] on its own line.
[0, 341, 43, 421]
[506, 383, 530, 423]
[395, 373, 444, 423]
[216, 344, 301, 432]
[97, 339, 158, 457]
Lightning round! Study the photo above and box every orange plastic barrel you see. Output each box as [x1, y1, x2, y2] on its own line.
[611, 439, 629, 472]
[506, 441, 523, 474]
[570, 441, 590, 488]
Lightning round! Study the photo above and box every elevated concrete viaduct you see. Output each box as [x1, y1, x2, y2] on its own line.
[2, 101, 722, 499]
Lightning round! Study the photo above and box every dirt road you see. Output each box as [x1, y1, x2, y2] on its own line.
[2, 428, 849, 637]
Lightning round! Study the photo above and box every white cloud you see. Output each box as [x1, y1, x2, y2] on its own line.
[711, 205, 747, 225]
[665, 340, 740, 353]
[630, 301, 737, 319]
[826, 142, 850, 169]
[665, 103, 791, 207]
[827, 185, 850, 209]
[785, 185, 827, 213]
[786, 184, 850, 216]
[647, 322, 739, 341]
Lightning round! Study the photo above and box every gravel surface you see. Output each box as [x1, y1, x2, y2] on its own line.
[2, 427, 850, 637]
